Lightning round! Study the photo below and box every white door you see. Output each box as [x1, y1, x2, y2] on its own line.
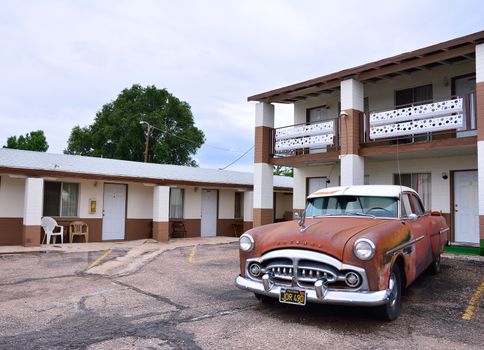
[308, 177, 327, 196]
[102, 184, 126, 240]
[201, 189, 217, 237]
[454, 171, 478, 243]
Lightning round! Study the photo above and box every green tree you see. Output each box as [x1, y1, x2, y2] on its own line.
[65, 85, 205, 166]
[3, 130, 49, 152]
[273, 165, 293, 177]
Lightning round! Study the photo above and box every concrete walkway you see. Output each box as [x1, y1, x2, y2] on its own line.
[0, 237, 238, 255]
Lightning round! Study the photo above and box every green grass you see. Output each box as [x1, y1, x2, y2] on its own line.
[444, 245, 480, 256]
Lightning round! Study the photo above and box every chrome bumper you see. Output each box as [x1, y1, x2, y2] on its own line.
[235, 275, 391, 306]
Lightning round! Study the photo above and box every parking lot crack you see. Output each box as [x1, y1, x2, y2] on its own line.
[112, 280, 187, 311]
[0, 274, 78, 287]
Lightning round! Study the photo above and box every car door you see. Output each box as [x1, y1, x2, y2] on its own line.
[401, 193, 433, 276]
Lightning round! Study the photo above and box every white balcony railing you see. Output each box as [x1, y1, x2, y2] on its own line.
[368, 97, 465, 140]
[273, 119, 336, 154]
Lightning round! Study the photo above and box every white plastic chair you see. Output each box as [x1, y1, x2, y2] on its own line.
[41, 217, 64, 244]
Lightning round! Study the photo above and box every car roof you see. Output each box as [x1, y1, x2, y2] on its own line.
[307, 185, 417, 199]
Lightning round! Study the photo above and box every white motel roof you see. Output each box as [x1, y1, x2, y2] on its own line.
[0, 148, 293, 190]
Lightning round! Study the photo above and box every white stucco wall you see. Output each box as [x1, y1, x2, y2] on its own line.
[243, 191, 253, 222]
[294, 91, 340, 124]
[127, 183, 154, 219]
[218, 189, 235, 219]
[184, 187, 202, 219]
[78, 180, 104, 219]
[275, 192, 293, 219]
[0, 175, 25, 218]
[365, 154, 477, 213]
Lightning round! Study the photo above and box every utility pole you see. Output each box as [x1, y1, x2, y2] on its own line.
[141, 121, 151, 163]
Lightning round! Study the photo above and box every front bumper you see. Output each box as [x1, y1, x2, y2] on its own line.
[235, 275, 391, 306]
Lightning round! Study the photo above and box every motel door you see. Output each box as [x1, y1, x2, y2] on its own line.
[454, 171, 478, 244]
[201, 189, 217, 237]
[102, 184, 127, 240]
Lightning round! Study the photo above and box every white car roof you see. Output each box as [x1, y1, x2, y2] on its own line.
[307, 185, 417, 199]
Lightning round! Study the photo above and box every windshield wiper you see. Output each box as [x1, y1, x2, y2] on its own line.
[345, 211, 376, 218]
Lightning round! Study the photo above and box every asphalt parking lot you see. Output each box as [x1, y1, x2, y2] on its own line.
[0, 242, 483, 350]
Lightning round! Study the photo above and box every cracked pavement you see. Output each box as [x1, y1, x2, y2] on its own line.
[0, 242, 483, 349]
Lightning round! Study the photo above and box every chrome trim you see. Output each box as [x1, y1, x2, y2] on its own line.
[236, 275, 390, 306]
[440, 227, 450, 233]
[239, 233, 254, 252]
[386, 236, 425, 256]
[244, 249, 370, 291]
[353, 238, 376, 260]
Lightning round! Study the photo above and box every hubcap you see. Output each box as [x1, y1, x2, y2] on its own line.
[388, 273, 398, 308]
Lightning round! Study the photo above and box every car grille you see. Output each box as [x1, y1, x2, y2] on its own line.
[261, 258, 339, 287]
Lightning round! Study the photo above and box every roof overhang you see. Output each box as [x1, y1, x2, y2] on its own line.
[248, 30, 484, 104]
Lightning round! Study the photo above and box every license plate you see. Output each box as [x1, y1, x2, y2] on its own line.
[279, 288, 306, 306]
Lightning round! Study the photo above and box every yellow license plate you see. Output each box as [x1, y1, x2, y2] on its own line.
[279, 288, 306, 306]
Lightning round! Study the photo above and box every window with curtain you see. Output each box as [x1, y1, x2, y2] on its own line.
[234, 192, 243, 220]
[169, 188, 184, 219]
[393, 173, 431, 210]
[43, 181, 79, 217]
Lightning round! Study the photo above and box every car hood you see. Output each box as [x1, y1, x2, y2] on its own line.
[249, 217, 390, 260]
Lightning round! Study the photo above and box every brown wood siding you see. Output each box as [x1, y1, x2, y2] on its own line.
[216, 219, 243, 237]
[477, 82, 484, 141]
[153, 221, 169, 241]
[254, 126, 272, 164]
[253, 208, 273, 227]
[126, 219, 152, 241]
[169, 219, 201, 238]
[22, 225, 41, 246]
[243, 221, 253, 233]
[340, 109, 361, 155]
[0, 218, 23, 245]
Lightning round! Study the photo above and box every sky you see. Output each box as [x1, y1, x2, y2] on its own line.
[0, 1, 483, 172]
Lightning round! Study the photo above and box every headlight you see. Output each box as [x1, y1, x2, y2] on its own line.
[239, 234, 254, 252]
[353, 238, 375, 260]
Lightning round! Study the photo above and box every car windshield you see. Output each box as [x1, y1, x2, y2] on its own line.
[305, 195, 398, 218]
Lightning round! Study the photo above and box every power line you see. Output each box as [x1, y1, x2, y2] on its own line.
[219, 145, 254, 170]
[141, 121, 246, 154]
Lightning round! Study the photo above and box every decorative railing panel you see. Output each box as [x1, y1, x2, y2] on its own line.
[368, 97, 465, 140]
[274, 120, 335, 153]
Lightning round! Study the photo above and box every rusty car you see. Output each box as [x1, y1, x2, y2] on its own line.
[235, 185, 449, 320]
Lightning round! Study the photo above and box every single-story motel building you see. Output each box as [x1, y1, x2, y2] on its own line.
[0, 148, 293, 246]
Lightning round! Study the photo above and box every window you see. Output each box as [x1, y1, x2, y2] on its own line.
[395, 84, 433, 108]
[401, 194, 413, 218]
[410, 194, 425, 215]
[43, 182, 79, 217]
[306, 195, 398, 218]
[169, 188, 184, 219]
[393, 173, 431, 210]
[234, 192, 243, 220]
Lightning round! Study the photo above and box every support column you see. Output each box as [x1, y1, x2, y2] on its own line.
[243, 191, 253, 232]
[153, 185, 170, 242]
[476, 43, 484, 255]
[340, 78, 365, 186]
[253, 102, 274, 227]
[23, 177, 43, 246]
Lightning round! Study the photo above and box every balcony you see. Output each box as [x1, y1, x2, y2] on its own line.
[272, 118, 340, 161]
[361, 93, 476, 147]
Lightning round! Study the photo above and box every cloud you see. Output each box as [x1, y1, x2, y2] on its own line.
[0, 0, 483, 173]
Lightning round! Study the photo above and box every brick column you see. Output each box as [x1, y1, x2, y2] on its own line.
[340, 78, 365, 186]
[476, 43, 484, 255]
[253, 102, 274, 227]
[23, 177, 43, 246]
[153, 185, 170, 241]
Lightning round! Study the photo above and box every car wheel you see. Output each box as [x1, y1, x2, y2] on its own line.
[429, 254, 441, 275]
[375, 264, 402, 321]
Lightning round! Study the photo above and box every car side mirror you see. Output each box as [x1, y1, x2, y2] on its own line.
[408, 213, 418, 222]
